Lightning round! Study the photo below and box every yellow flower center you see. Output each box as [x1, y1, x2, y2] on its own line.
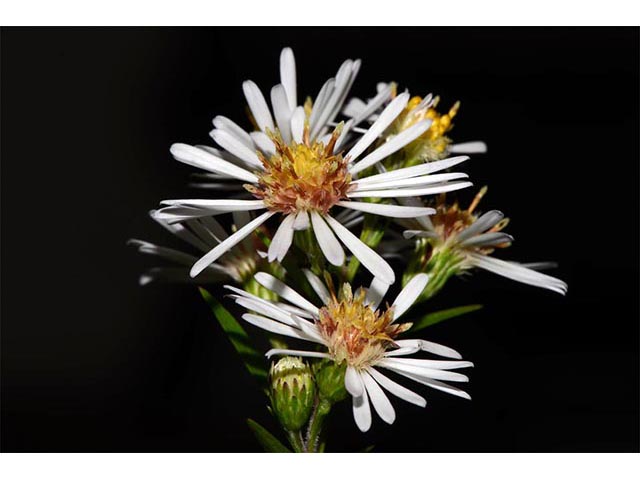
[246, 126, 352, 215]
[317, 284, 411, 368]
[390, 95, 460, 163]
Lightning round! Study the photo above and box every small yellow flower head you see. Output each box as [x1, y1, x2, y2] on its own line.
[246, 124, 352, 215]
[317, 284, 411, 368]
[391, 95, 460, 163]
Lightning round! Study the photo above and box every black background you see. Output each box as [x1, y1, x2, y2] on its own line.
[2, 28, 638, 452]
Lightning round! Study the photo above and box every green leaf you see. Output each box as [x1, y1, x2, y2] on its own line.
[410, 304, 483, 332]
[246, 418, 292, 453]
[198, 287, 268, 381]
[360, 444, 375, 453]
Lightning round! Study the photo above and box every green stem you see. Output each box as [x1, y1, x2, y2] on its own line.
[305, 398, 332, 453]
[287, 430, 305, 453]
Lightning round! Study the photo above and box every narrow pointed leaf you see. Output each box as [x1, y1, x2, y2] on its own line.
[410, 304, 483, 332]
[199, 288, 268, 381]
[246, 418, 292, 453]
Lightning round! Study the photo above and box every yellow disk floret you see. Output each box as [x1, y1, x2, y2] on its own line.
[390, 95, 461, 163]
[246, 125, 352, 215]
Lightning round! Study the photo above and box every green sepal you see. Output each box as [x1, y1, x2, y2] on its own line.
[409, 304, 483, 332]
[198, 287, 268, 382]
[246, 418, 292, 453]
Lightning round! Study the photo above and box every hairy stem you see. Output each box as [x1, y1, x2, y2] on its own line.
[287, 430, 306, 453]
[305, 398, 332, 453]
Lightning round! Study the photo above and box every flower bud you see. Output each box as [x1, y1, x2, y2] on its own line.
[269, 357, 315, 432]
[313, 360, 348, 403]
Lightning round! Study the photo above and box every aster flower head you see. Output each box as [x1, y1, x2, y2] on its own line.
[402, 187, 568, 296]
[228, 271, 473, 432]
[159, 48, 474, 285]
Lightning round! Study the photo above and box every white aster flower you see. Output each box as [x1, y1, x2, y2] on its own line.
[227, 271, 473, 432]
[402, 187, 568, 295]
[128, 210, 263, 285]
[161, 91, 473, 283]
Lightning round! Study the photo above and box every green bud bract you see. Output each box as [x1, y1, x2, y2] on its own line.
[313, 360, 348, 403]
[269, 357, 315, 432]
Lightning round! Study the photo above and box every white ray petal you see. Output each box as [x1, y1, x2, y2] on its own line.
[343, 216, 364, 230]
[468, 253, 568, 295]
[242, 313, 310, 341]
[210, 129, 262, 168]
[324, 215, 395, 285]
[460, 232, 513, 248]
[391, 273, 429, 320]
[170, 143, 258, 183]
[275, 302, 315, 320]
[361, 370, 396, 424]
[212, 116, 254, 148]
[153, 206, 214, 224]
[267, 213, 296, 262]
[225, 285, 315, 326]
[378, 360, 469, 383]
[309, 79, 335, 130]
[345, 366, 364, 397]
[150, 212, 213, 251]
[310, 212, 345, 266]
[249, 131, 276, 156]
[349, 119, 432, 174]
[367, 367, 426, 407]
[403, 230, 439, 240]
[270, 84, 292, 143]
[342, 97, 367, 119]
[128, 239, 197, 266]
[293, 210, 310, 230]
[254, 272, 320, 314]
[389, 370, 471, 400]
[367, 276, 389, 310]
[354, 172, 469, 191]
[325, 59, 361, 128]
[450, 141, 487, 154]
[185, 219, 220, 249]
[337, 201, 435, 218]
[291, 315, 327, 344]
[352, 379, 372, 432]
[353, 156, 470, 187]
[394, 339, 463, 359]
[347, 181, 473, 199]
[190, 211, 274, 277]
[351, 83, 395, 126]
[303, 269, 331, 304]
[310, 60, 354, 139]
[381, 357, 473, 370]
[456, 210, 505, 242]
[290, 106, 305, 144]
[232, 296, 299, 327]
[265, 348, 330, 359]
[346, 93, 409, 163]
[279, 47, 297, 111]
[160, 199, 265, 213]
[242, 80, 275, 133]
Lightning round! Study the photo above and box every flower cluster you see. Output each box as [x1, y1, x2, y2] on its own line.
[131, 47, 567, 452]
